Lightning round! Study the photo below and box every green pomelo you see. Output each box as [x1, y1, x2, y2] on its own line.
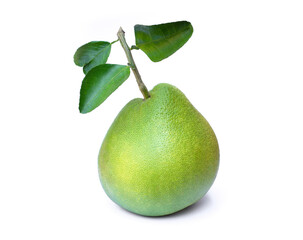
[98, 83, 219, 216]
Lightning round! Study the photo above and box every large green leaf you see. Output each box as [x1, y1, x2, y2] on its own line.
[74, 41, 111, 70]
[79, 64, 130, 113]
[134, 21, 193, 62]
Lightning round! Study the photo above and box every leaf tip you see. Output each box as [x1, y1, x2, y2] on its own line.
[78, 105, 85, 114]
[79, 98, 90, 114]
[79, 108, 85, 114]
[79, 105, 90, 114]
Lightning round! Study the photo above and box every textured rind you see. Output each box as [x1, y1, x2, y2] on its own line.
[98, 83, 219, 216]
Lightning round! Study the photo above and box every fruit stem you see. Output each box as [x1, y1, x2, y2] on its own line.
[117, 27, 150, 99]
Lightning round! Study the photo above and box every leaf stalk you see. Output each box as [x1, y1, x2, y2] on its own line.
[117, 27, 150, 99]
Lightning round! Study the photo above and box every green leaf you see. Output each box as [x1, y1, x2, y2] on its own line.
[135, 21, 193, 62]
[82, 44, 112, 74]
[79, 64, 130, 113]
[74, 41, 111, 68]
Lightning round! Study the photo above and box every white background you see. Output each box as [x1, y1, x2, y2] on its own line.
[1, 0, 303, 239]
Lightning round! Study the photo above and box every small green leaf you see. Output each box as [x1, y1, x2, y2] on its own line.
[82, 44, 111, 74]
[135, 21, 193, 62]
[79, 64, 130, 113]
[74, 41, 111, 68]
